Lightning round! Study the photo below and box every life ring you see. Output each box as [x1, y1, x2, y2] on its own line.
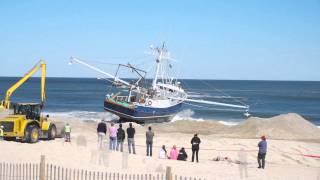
[147, 100, 152, 106]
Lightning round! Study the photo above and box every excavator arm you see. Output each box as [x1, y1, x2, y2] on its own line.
[0, 60, 46, 109]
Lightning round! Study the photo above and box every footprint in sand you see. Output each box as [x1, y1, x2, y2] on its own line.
[232, 143, 248, 148]
[218, 139, 226, 145]
[290, 147, 302, 152]
[297, 145, 310, 152]
[289, 147, 311, 164]
[281, 154, 303, 165]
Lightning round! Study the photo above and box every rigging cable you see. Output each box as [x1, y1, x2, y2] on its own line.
[198, 80, 248, 107]
[182, 102, 247, 112]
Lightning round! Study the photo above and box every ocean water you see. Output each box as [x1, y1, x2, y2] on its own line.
[0, 77, 319, 126]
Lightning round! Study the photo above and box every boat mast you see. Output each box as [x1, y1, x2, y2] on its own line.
[152, 47, 163, 90]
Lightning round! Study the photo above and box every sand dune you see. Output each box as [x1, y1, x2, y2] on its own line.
[153, 113, 320, 142]
[229, 113, 320, 141]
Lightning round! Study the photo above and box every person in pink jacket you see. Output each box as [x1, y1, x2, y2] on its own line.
[169, 145, 178, 160]
[108, 123, 117, 150]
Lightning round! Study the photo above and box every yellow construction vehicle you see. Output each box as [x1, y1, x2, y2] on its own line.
[0, 60, 57, 143]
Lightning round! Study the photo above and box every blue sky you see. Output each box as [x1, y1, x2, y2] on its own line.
[0, 0, 319, 80]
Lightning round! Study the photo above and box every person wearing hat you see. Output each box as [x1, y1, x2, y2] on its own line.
[97, 119, 107, 149]
[257, 135, 267, 169]
[0, 125, 4, 140]
[191, 133, 201, 162]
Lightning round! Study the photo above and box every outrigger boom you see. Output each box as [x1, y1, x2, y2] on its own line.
[170, 97, 249, 109]
[69, 57, 131, 87]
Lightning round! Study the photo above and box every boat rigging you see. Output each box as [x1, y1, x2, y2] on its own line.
[69, 44, 250, 123]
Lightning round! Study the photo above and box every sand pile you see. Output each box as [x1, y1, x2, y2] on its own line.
[154, 113, 320, 142]
[229, 113, 320, 141]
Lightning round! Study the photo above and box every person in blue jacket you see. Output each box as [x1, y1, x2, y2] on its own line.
[257, 135, 267, 169]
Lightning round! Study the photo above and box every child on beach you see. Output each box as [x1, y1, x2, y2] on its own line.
[159, 145, 168, 159]
[177, 147, 188, 161]
[169, 145, 178, 160]
[109, 123, 117, 150]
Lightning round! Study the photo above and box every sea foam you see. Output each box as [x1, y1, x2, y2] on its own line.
[45, 111, 118, 122]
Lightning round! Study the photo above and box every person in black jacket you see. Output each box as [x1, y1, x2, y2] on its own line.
[116, 123, 125, 152]
[126, 123, 136, 154]
[191, 134, 201, 162]
[97, 120, 107, 149]
[177, 147, 188, 161]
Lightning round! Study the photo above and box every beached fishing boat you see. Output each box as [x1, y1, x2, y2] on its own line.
[70, 43, 250, 123]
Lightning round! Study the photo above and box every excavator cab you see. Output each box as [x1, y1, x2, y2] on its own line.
[12, 103, 42, 121]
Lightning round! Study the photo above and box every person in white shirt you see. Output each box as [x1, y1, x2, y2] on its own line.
[159, 145, 168, 159]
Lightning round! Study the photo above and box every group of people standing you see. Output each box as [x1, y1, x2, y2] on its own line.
[97, 121, 136, 154]
[96, 120, 202, 163]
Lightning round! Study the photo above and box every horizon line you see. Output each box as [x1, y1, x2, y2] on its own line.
[0, 76, 319, 82]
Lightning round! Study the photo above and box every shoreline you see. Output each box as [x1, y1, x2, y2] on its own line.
[45, 110, 320, 127]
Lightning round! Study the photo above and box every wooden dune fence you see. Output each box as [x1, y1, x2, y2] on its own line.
[0, 156, 205, 180]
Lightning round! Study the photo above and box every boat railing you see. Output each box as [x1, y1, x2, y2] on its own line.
[115, 96, 129, 102]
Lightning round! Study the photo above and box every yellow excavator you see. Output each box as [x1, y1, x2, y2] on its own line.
[0, 60, 57, 143]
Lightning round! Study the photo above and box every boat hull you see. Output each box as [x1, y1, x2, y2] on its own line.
[104, 100, 182, 123]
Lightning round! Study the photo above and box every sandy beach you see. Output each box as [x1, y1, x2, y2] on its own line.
[1, 113, 320, 179]
[1, 0, 319, 179]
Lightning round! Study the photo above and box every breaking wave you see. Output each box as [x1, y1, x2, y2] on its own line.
[45, 111, 118, 122]
[172, 109, 204, 122]
[47, 109, 241, 126]
[217, 121, 239, 126]
[171, 109, 240, 126]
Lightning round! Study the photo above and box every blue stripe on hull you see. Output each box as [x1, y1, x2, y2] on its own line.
[104, 100, 182, 122]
